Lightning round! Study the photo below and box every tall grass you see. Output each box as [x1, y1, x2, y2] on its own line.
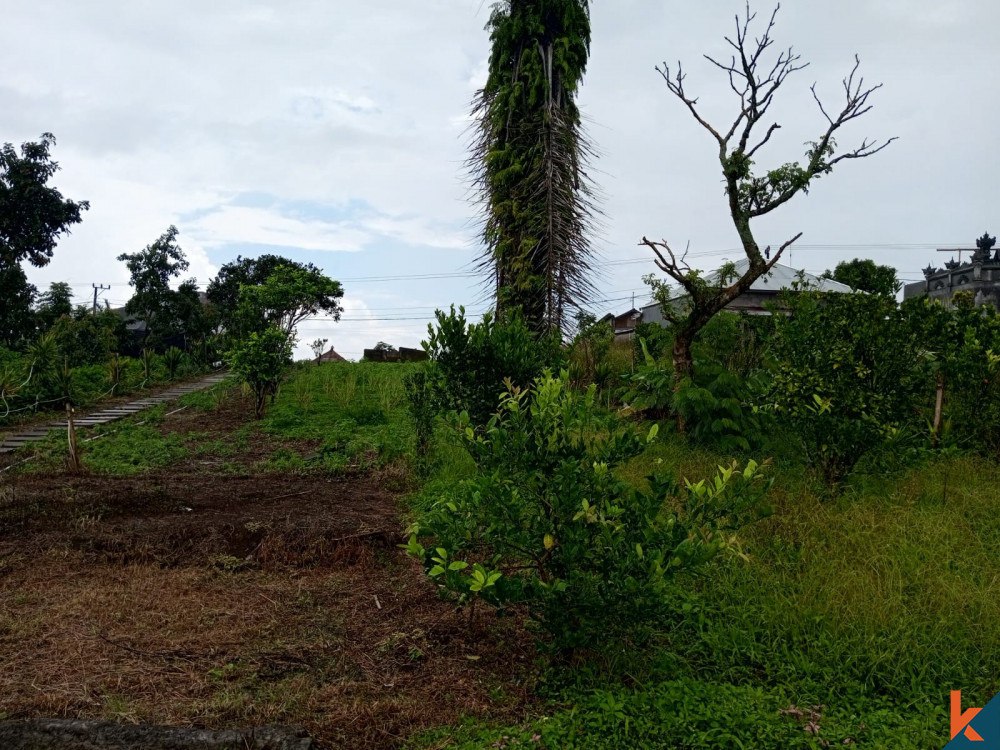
[259, 361, 419, 475]
[692, 456, 1000, 704]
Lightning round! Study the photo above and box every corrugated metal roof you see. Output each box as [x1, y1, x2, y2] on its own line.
[702, 260, 854, 293]
[637, 261, 856, 316]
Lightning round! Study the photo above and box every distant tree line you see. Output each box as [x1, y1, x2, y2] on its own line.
[0, 133, 344, 419]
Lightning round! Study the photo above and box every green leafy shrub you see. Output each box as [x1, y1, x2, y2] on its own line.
[27, 332, 60, 380]
[140, 348, 156, 382]
[225, 325, 293, 418]
[47, 308, 125, 367]
[569, 312, 614, 385]
[622, 339, 763, 452]
[107, 354, 124, 390]
[50, 357, 77, 406]
[671, 364, 763, 453]
[633, 320, 672, 362]
[406, 371, 772, 651]
[901, 296, 1000, 456]
[414, 305, 562, 428]
[763, 291, 923, 486]
[161, 346, 184, 380]
[620, 338, 674, 419]
[404, 369, 434, 472]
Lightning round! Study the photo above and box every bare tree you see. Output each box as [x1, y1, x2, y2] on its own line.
[641, 3, 895, 429]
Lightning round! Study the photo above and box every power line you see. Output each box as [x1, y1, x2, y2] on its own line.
[47, 242, 963, 288]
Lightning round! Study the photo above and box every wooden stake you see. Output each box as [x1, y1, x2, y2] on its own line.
[66, 403, 81, 472]
[932, 374, 944, 447]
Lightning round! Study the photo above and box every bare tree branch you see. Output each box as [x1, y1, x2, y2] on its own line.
[746, 122, 781, 158]
[750, 55, 896, 217]
[641, 4, 894, 423]
[655, 63, 724, 145]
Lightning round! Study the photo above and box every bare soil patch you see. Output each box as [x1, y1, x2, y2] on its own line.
[0, 403, 535, 749]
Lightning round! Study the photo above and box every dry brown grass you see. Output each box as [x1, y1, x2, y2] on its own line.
[1, 530, 535, 749]
[0, 402, 536, 749]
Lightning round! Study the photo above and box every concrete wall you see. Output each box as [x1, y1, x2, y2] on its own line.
[362, 347, 428, 362]
[903, 262, 1000, 309]
[640, 292, 781, 325]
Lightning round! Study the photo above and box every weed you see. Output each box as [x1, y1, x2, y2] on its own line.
[209, 554, 253, 573]
[292, 374, 313, 413]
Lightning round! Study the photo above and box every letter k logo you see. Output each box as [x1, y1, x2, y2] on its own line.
[953, 691, 985, 741]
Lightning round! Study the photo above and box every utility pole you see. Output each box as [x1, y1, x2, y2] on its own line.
[92, 283, 111, 313]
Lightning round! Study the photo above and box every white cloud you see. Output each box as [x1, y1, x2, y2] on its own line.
[5, 0, 999, 326]
[186, 205, 372, 253]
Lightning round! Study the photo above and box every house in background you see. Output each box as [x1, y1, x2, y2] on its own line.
[598, 308, 641, 341]
[363, 345, 429, 362]
[317, 347, 347, 363]
[638, 260, 853, 326]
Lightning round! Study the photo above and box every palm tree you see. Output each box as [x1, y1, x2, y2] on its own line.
[469, 0, 599, 334]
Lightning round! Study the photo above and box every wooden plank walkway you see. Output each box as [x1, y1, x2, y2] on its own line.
[0, 372, 229, 454]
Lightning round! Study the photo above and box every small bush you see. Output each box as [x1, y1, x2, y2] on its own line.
[622, 339, 763, 452]
[225, 326, 293, 418]
[763, 291, 923, 486]
[161, 346, 184, 380]
[406, 371, 772, 652]
[414, 305, 562, 428]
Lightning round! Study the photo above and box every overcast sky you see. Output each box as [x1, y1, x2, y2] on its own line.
[3, 1, 997, 359]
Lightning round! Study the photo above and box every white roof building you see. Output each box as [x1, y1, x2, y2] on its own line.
[640, 261, 854, 326]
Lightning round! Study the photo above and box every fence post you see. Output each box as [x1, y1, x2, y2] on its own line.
[66, 403, 81, 472]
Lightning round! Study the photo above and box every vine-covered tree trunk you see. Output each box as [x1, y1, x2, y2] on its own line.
[470, 0, 599, 335]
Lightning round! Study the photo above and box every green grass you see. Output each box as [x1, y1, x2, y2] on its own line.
[176, 377, 234, 411]
[409, 434, 999, 749]
[258, 361, 421, 475]
[9, 406, 189, 476]
[417, 678, 946, 749]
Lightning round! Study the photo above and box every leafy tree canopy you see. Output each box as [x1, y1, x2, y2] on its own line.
[48, 308, 125, 366]
[206, 254, 294, 329]
[234, 262, 343, 339]
[35, 281, 75, 329]
[117, 226, 205, 346]
[0, 133, 89, 268]
[0, 263, 37, 348]
[822, 258, 901, 297]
